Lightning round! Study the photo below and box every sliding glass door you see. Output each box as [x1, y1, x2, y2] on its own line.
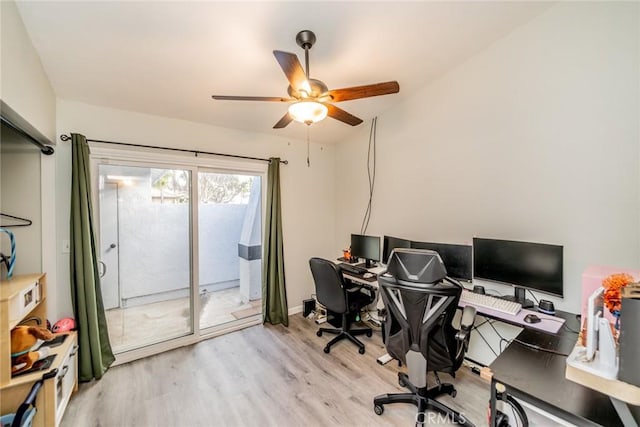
[94, 151, 265, 357]
[98, 164, 193, 353]
[198, 171, 262, 330]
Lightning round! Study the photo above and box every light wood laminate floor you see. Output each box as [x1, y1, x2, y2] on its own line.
[62, 314, 492, 426]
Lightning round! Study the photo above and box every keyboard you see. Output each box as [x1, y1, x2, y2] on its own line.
[339, 263, 368, 276]
[460, 289, 522, 316]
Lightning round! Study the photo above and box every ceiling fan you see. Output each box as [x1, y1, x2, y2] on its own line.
[212, 30, 400, 129]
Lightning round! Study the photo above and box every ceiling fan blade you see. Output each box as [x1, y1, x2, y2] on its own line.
[328, 81, 400, 102]
[326, 104, 363, 126]
[212, 95, 293, 102]
[273, 50, 311, 94]
[273, 112, 293, 129]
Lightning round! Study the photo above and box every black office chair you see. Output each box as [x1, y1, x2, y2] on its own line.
[309, 257, 375, 354]
[373, 249, 476, 426]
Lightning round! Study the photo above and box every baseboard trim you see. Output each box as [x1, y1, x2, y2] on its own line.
[288, 305, 302, 315]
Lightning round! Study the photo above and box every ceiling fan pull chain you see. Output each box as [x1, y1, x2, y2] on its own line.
[306, 125, 311, 167]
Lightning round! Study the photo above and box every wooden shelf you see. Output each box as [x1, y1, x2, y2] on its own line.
[565, 344, 640, 406]
[0, 273, 78, 427]
[1, 274, 47, 386]
[0, 274, 46, 331]
[7, 333, 76, 388]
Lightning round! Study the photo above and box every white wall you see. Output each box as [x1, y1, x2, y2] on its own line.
[0, 0, 56, 141]
[1, 0, 57, 319]
[0, 130, 42, 275]
[54, 99, 336, 320]
[335, 2, 640, 315]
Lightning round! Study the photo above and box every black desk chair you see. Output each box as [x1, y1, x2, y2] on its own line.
[309, 257, 374, 354]
[373, 249, 476, 426]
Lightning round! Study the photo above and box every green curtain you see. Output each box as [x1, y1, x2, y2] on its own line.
[70, 133, 115, 381]
[262, 158, 288, 326]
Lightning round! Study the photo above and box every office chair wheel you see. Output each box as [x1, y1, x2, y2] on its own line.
[323, 346, 330, 354]
[450, 389, 457, 398]
[358, 347, 365, 354]
[398, 374, 407, 388]
[316, 330, 322, 337]
[366, 330, 372, 337]
[374, 404, 384, 415]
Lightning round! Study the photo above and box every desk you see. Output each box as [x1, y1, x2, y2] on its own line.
[489, 312, 624, 426]
[459, 298, 564, 334]
[338, 263, 385, 285]
[566, 346, 640, 426]
[337, 263, 385, 310]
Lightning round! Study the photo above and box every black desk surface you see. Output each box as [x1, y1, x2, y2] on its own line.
[490, 311, 623, 426]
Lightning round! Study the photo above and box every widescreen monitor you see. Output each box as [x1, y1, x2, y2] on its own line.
[410, 241, 473, 282]
[473, 237, 563, 307]
[351, 234, 381, 268]
[382, 235, 411, 265]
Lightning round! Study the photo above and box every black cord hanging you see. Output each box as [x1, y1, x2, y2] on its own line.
[306, 126, 311, 167]
[360, 117, 377, 234]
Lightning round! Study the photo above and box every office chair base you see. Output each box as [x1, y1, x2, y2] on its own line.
[317, 326, 372, 354]
[373, 375, 473, 426]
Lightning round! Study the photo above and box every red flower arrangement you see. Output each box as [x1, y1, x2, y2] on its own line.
[602, 273, 635, 313]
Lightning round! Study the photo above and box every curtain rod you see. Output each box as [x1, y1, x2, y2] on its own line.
[58, 134, 288, 165]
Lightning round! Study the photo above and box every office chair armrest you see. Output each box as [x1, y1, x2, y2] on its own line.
[455, 306, 477, 342]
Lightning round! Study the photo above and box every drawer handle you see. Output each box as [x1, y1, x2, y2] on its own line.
[70, 345, 78, 357]
[59, 365, 69, 379]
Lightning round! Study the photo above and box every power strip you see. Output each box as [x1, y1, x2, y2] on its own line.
[377, 353, 394, 365]
[315, 316, 327, 324]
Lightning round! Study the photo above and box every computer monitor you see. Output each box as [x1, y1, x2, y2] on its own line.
[410, 241, 473, 282]
[350, 234, 381, 268]
[382, 235, 411, 265]
[473, 237, 563, 308]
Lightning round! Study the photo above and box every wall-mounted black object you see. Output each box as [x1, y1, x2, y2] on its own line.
[1, 100, 54, 155]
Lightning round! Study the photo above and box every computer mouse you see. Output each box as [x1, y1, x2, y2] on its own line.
[524, 314, 541, 324]
[363, 273, 374, 279]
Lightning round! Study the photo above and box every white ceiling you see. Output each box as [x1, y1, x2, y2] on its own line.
[16, 1, 551, 144]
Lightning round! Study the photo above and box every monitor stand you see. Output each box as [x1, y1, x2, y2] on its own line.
[356, 259, 376, 269]
[502, 287, 534, 309]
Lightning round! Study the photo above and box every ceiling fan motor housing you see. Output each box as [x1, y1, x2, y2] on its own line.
[288, 78, 329, 99]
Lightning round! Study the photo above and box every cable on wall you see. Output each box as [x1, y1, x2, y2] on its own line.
[360, 117, 377, 235]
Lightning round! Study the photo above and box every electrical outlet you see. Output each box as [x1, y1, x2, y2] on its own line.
[62, 240, 70, 254]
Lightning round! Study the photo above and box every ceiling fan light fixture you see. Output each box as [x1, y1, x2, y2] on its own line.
[288, 100, 328, 125]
